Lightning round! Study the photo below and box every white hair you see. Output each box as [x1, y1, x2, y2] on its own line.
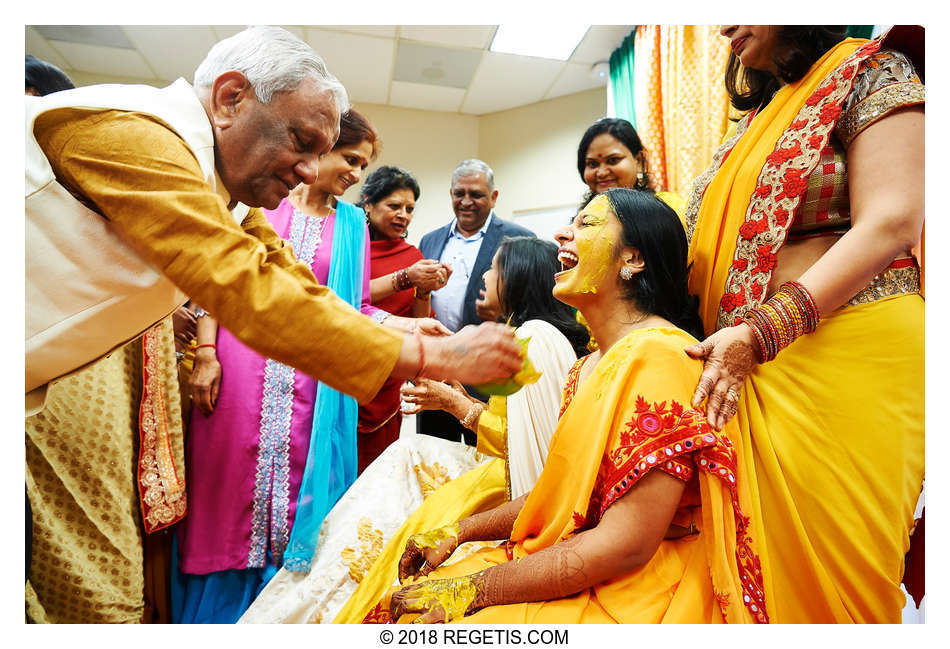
[194, 25, 348, 112]
[451, 158, 495, 190]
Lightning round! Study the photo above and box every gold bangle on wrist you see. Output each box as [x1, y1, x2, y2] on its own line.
[460, 401, 483, 431]
[414, 287, 430, 300]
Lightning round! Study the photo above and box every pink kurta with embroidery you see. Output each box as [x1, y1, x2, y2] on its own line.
[177, 199, 382, 574]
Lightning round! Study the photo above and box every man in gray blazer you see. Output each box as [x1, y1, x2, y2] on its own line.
[417, 159, 535, 443]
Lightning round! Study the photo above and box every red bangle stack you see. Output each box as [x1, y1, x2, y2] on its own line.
[740, 281, 820, 362]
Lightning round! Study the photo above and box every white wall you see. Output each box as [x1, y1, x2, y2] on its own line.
[348, 88, 606, 247]
[479, 88, 606, 223]
[337, 103, 479, 247]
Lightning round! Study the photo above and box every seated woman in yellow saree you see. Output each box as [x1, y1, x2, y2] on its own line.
[240, 238, 587, 623]
[683, 26, 924, 622]
[363, 189, 770, 624]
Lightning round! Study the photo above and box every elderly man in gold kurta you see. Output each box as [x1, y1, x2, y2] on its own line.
[25, 26, 521, 623]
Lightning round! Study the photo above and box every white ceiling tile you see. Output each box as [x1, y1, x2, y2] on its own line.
[122, 26, 219, 83]
[46, 41, 156, 79]
[305, 28, 394, 105]
[399, 26, 495, 49]
[394, 41, 482, 89]
[570, 25, 634, 64]
[544, 62, 607, 100]
[318, 26, 397, 38]
[25, 27, 71, 71]
[389, 81, 464, 113]
[461, 52, 563, 115]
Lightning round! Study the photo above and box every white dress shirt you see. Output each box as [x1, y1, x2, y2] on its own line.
[430, 212, 493, 332]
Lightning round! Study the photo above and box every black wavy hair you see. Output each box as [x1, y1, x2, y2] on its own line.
[359, 165, 421, 239]
[576, 118, 651, 208]
[359, 165, 421, 205]
[493, 236, 590, 357]
[25, 55, 74, 96]
[725, 26, 847, 112]
[603, 188, 705, 341]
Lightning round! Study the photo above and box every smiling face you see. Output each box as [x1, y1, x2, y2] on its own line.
[365, 187, 416, 240]
[583, 133, 642, 194]
[314, 139, 373, 197]
[450, 173, 497, 236]
[553, 194, 623, 306]
[720, 25, 780, 74]
[213, 75, 340, 209]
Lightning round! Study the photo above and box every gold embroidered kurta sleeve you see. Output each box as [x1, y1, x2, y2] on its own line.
[33, 108, 402, 404]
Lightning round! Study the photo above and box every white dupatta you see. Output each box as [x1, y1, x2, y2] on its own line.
[507, 320, 578, 498]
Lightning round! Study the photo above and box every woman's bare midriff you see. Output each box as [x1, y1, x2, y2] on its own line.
[768, 234, 913, 299]
[767, 236, 840, 298]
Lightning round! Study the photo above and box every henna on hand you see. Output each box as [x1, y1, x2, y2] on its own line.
[398, 524, 460, 583]
[722, 341, 757, 377]
[390, 575, 479, 623]
[468, 535, 590, 613]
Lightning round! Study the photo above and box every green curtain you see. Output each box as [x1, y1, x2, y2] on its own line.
[609, 28, 637, 127]
[847, 25, 875, 39]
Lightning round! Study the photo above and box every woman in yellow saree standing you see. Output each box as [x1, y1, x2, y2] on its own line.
[363, 189, 770, 624]
[684, 26, 924, 622]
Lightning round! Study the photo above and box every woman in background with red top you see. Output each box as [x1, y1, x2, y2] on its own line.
[358, 166, 451, 471]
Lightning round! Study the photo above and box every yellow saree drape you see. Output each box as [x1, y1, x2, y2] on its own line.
[336, 320, 574, 623]
[365, 328, 768, 624]
[686, 38, 924, 622]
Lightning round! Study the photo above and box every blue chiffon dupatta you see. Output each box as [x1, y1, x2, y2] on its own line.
[283, 200, 364, 572]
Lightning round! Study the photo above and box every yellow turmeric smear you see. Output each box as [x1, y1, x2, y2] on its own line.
[409, 576, 479, 623]
[410, 523, 459, 550]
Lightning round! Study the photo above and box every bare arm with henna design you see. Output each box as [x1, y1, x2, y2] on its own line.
[457, 494, 529, 544]
[391, 470, 685, 622]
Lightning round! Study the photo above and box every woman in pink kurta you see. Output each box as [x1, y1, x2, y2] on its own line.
[174, 111, 390, 623]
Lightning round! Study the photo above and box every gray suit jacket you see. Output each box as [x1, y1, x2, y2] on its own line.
[419, 213, 535, 328]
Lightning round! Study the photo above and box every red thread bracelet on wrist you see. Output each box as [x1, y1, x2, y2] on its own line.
[195, 343, 217, 351]
[412, 328, 426, 381]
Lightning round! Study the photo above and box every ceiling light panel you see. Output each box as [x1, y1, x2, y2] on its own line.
[34, 25, 135, 50]
[490, 24, 590, 61]
[394, 41, 482, 89]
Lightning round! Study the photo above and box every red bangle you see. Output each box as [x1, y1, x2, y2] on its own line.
[412, 329, 426, 381]
[397, 268, 412, 291]
[195, 343, 217, 351]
